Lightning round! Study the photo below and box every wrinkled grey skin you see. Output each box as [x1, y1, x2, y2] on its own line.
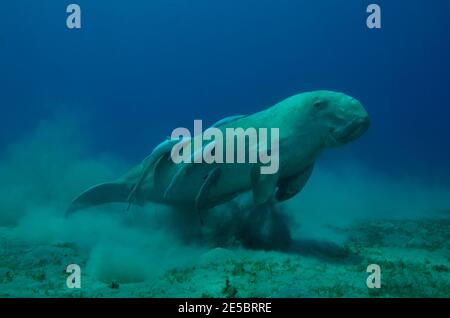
[67, 90, 370, 216]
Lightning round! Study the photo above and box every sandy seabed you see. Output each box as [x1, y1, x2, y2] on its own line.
[1, 215, 448, 298]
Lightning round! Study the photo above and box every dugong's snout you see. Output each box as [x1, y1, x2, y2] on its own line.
[327, 95, 370, 146]
[334, 114, 370, 144]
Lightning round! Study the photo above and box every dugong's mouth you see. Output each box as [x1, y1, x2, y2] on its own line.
[330, 116, 371, 145]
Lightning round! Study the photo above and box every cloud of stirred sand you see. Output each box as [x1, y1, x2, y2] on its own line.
[0, 112, 449, 282]
[0, 112, 204, 283]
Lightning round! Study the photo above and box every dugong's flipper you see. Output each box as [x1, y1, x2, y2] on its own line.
[276, 163, 314, 202]
[251, 166, 279, 206]
[66, 182, 132, 216]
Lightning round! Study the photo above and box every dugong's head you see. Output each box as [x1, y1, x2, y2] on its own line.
[296, 90, 370, 148]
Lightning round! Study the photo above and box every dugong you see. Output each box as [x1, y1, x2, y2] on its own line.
[67, 90, 370, 216]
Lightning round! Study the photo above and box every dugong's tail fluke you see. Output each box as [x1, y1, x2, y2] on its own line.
[66, 182, 132, 216]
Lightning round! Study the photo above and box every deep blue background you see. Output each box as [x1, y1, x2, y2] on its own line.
[1, 1, 449, 182]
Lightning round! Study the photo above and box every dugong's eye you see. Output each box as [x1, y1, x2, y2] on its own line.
[313, 100, 327, 109]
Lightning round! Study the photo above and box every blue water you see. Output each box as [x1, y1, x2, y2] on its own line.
[1, 0, 450, 181]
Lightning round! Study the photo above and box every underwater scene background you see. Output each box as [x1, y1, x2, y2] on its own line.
[0, 0, 449, 297]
